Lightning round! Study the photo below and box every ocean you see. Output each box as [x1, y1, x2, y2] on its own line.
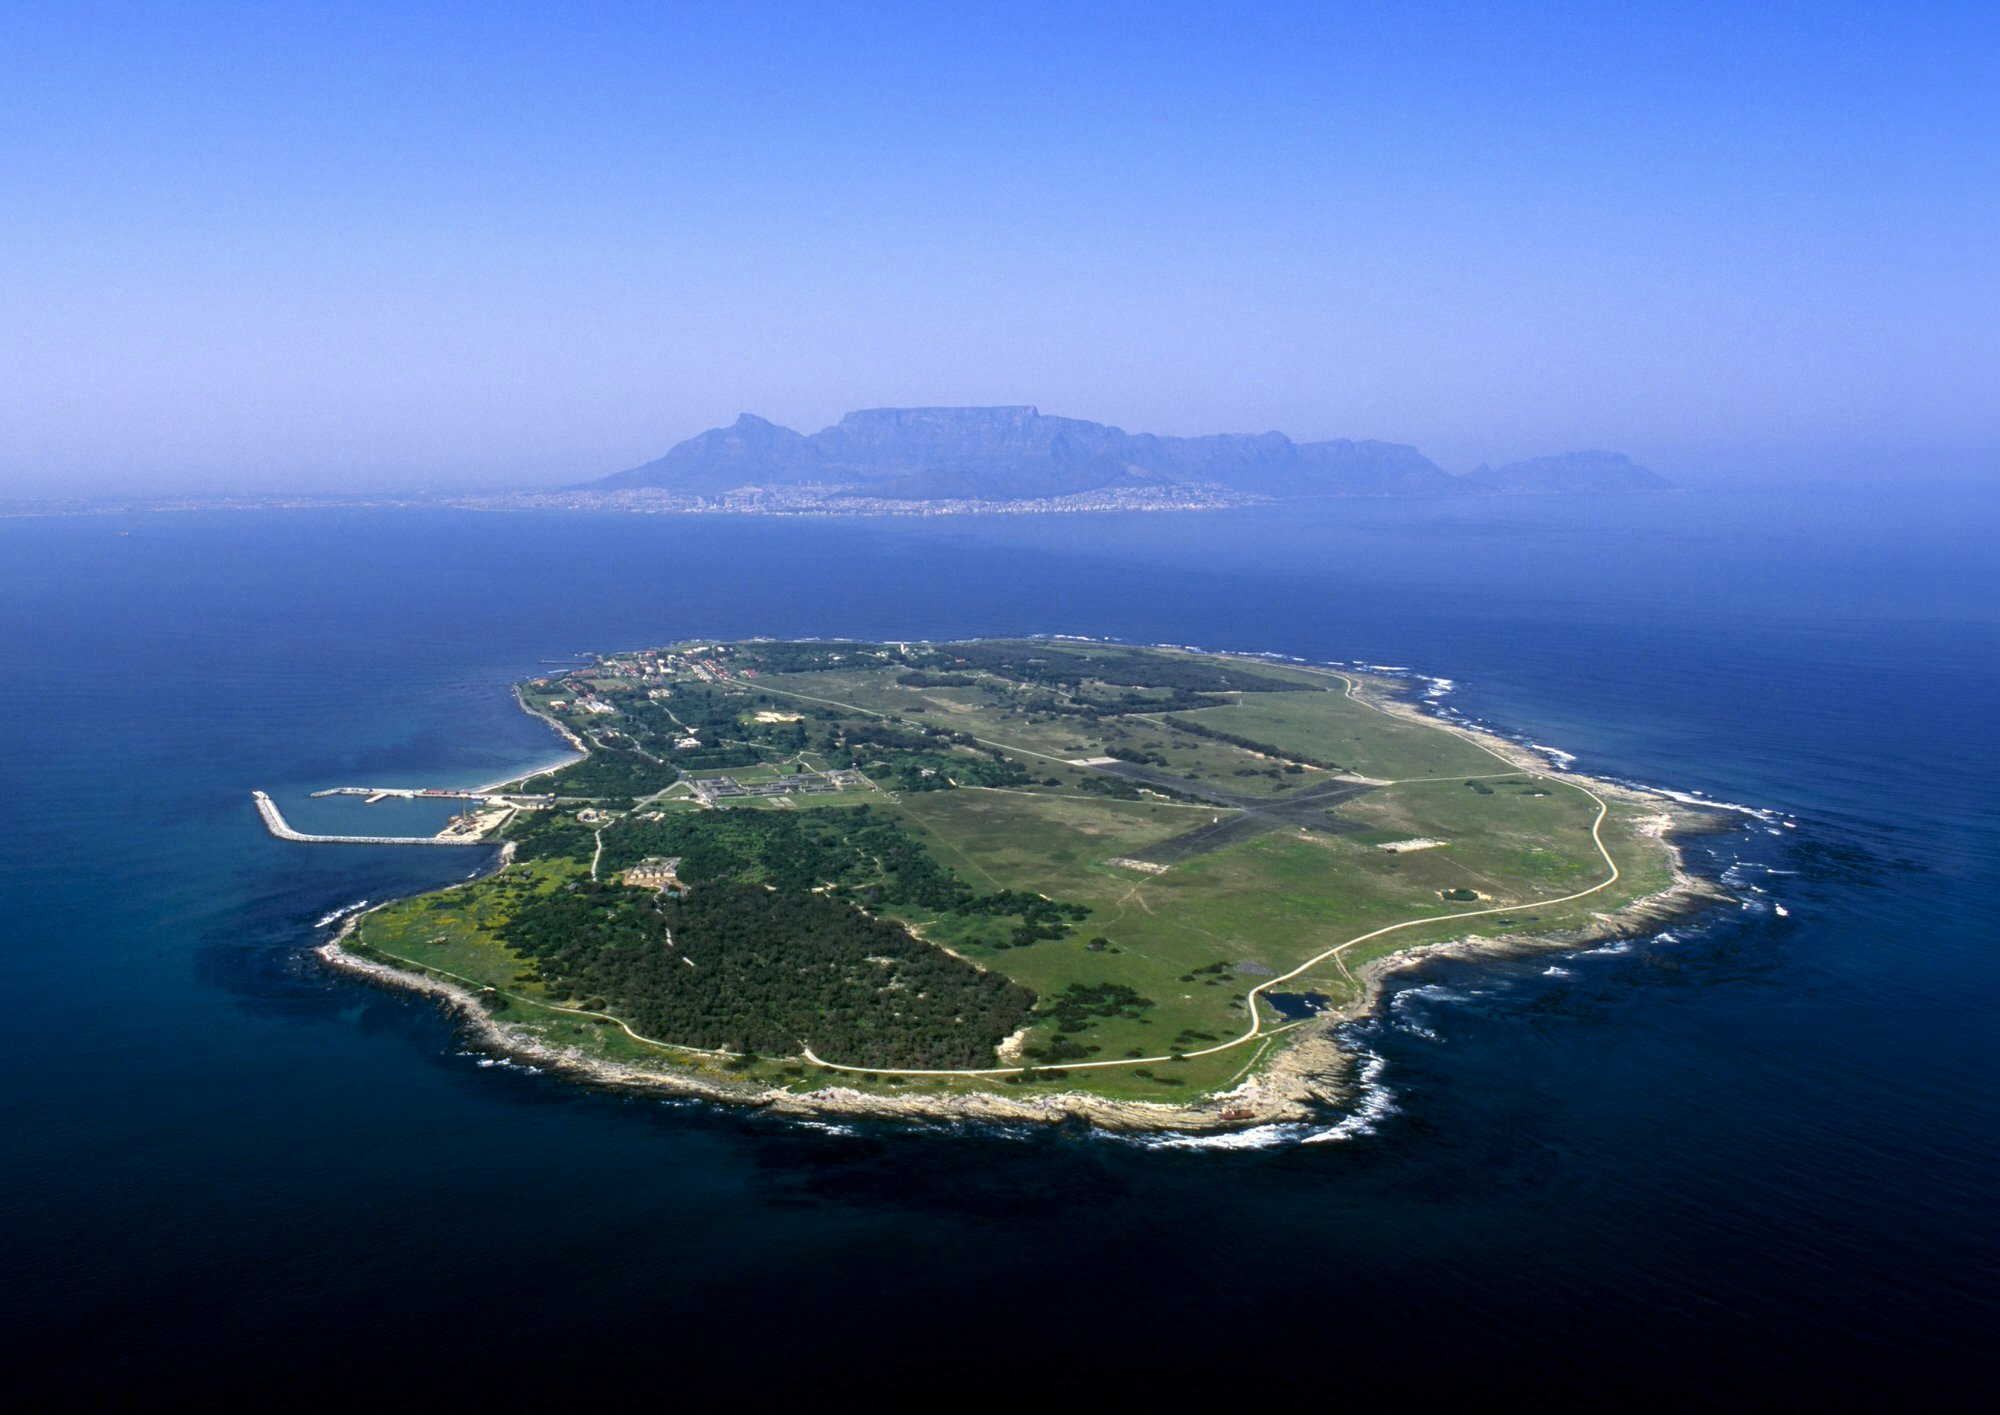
[2, 485, 1995, 1402]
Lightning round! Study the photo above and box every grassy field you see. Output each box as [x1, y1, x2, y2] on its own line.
[343, 640, 1682, 1106]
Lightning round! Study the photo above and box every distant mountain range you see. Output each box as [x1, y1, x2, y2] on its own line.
[583, 406, 1672, 504]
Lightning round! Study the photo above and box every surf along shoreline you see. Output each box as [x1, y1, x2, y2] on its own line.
[312, 641, 1738, 1136]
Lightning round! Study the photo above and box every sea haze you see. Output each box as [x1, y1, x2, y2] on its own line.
[1, 484, 1995, 1401]
[585, 404, 1668, 503]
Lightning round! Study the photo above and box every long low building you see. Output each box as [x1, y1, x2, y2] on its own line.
[688, 770, 849, 804]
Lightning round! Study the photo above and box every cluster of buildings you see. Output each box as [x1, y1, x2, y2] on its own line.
[596, 649, 736, 685]
[621, 856, 683, 893]
[542, 695, 616, 715]
[686, 768, 867, 806]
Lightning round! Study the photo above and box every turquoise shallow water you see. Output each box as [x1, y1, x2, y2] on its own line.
[2, 487, 1996, 1401]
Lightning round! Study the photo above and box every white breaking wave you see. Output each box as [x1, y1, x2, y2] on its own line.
[472, 1056, 542, 1075]
[1394, 982, 1476, 1006]
[1138, 1122, 1312, 1152]
[1120, 1039, 1399, 1150]
[1650, 784, 1781, 821]
[1384, 981, 1490, 1041]
[1301, 1047, 1398, 1144]
[314, 899, 369, 928]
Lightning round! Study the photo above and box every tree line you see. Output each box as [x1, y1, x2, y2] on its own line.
[1162, 715, 1345, 771]
[497, 879, 1034, 1067]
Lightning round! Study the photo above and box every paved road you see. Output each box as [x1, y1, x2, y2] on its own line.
[796, 667, 1628, 1081]
[1094, 761, 1377, 863]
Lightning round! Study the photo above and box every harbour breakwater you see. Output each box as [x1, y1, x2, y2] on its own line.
[252, 790, 492, 846]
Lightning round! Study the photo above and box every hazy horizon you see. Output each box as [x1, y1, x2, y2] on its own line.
[3, 2, 1994, 498]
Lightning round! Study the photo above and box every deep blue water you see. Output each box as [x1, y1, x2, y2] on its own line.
[3, 488, 1996, 1402]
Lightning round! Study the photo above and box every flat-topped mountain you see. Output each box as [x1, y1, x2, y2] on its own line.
[584, 406, 1671, 504]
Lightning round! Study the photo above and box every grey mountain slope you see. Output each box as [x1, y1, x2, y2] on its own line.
[587, 407, 1670, 501]
[593, 414, 826, 493]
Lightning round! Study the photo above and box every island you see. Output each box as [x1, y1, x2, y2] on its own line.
[299, 639, 1722, 1133]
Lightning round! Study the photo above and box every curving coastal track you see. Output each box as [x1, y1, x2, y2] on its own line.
[799, 667, 1624, 1080]
[316, 656, 1630, 1090]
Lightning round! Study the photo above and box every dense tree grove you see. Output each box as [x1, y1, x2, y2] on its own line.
[476, 641, 1350, 1066]
[1039, 982, 1155, 1031]
[957, 888, 1091, 947]
[1016, 984, 1156, 1062]
[597, 807, 1087, 946]
[497, 880, 1035, 1066]
[925, 642, 1309, 695]
[732, 642, 882, 674]
[873, 749, 1033, 792]
[506, 808, 598, 863]
[821, 721, 1033, 790]
[838, 721, 950, 752]
[1033, 686, 1233, 717]
[517, 738, 680, 801]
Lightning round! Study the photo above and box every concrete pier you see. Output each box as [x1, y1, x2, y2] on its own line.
[307, 786, 492, 800]
[253, 790, 492, 847]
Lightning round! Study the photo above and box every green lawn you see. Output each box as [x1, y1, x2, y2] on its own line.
[336, 640, 1686, 1106]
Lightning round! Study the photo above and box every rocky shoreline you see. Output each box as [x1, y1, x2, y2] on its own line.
[316, 799, 1729, 1137]
[311, 650, 1742, 1137]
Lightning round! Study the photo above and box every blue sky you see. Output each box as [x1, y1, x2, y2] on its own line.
[2, 1, 1993, 493]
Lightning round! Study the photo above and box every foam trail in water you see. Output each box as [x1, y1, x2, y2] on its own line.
[468, 1055, 542, 1075]
[1301, 1047, 1397, 1144]
[1109, 1035, 1399, 1151]
[1136, 1122, 1312, 1151]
